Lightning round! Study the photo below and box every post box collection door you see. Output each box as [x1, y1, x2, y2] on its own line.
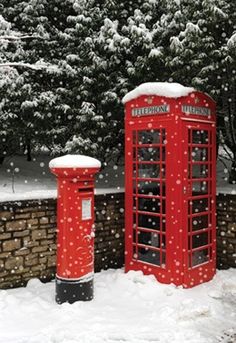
[76, 187, 94, 274]
[55, 181, 95, 282]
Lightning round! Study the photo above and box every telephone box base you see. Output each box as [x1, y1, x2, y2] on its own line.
[55, 277, 93, 304]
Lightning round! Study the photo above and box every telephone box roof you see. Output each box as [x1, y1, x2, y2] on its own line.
[122, 82, 196, 104]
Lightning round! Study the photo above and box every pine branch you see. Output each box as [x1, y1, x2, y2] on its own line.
[218, 156, 230, 172]
[0, 62, 49, 70]
[222, 144, 234, 161]
[0, 35, 45, 40]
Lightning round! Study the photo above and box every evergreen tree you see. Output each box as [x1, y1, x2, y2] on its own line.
[1, 0, 77, 159]
[0, 14, 25, 162]
[161, 0, 236, 181]
[0, 0, 235, 181]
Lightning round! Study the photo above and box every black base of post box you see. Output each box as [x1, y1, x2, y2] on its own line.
[55, 276, 93, 304]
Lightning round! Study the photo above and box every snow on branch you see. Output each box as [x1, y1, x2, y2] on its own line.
[227, 33, 236, 49]
[0, 62, 50, 70]
[0, 35, 45, 41]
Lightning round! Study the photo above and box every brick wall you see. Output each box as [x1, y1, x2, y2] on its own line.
[0, 192, 235, 289]
[0, 193, 124, 289]
[94, 193, 124, 271]
[217, 193, 236, 269]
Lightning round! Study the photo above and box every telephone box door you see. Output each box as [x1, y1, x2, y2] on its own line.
[125, 120, 176, 283]
[182, 121, 216, 287]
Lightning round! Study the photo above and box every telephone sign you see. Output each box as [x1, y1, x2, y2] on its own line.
[132, 105, 170, 116]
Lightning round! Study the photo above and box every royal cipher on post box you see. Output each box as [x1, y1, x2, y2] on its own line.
[49, 154, 101, 304]
[123, 82, 216, 288]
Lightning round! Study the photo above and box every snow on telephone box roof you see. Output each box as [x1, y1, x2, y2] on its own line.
[49, 154, 101, 169]
[122, 82, 195, 103]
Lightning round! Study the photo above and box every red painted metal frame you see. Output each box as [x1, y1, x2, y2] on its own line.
[125, 91, 216, 288]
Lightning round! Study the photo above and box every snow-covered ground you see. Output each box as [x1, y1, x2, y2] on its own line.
[0, 269, 235, 343]
[0, 155, 235, 342]
[0, 154, 235, 202]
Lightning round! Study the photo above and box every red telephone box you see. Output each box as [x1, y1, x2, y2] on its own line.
[123, 83, 216, 288]
[49, 154, 101, 303]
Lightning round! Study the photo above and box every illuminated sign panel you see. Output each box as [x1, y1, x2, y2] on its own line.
[132, 105, 170, 117]
[182, 105, 211, 116]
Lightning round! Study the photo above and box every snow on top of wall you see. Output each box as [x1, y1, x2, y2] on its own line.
[217, 187, 236, 195]
[49, 154, 101, 169]
[122, 82, 195, 103]
[0, 190, 57, 203]
[0, 185, 234, 203]
[0, 188, 125, 203]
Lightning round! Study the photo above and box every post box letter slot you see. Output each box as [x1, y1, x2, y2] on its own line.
[82, 198, 92, 220]
[78, 188, 93, 193]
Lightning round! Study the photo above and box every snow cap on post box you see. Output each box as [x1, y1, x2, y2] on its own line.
[49, 154, 101, 177]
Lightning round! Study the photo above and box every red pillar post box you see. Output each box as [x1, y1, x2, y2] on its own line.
[123, 82, 216, 288]
[49, 154, 101, 304]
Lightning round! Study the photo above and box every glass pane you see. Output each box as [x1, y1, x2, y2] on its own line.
[162, 218, 166, 232]
[138, 214, 160, 230]
[162, 182, 166, 196]
[138, 130, 160, 144]
[133, 246, 137, 259]
[137, 181, 161, 195]
[192, 215, 208, 231]
[138, 198, 161, 213]
[192, 181, 208, 195]
[138, 164, 160, 178]
[162, 200, 166, 214]
[161, 165, 166, 178]
[162, 147, 166, 161]
[191, 164, 209, 178]
[162, 234, 166, 248]
[138, 231, 160, 248]
[138, 147, 160, 162]
[191, 249, 209, 267]
[191, 148, 208, 162]
[189, 198, 208, 214]
[162, 129, 166, 144]
[162, 251, 166, 267]
[191, 232, 208, 249]
[138, 247, 160, 266]
[192, 130, 209, 144]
